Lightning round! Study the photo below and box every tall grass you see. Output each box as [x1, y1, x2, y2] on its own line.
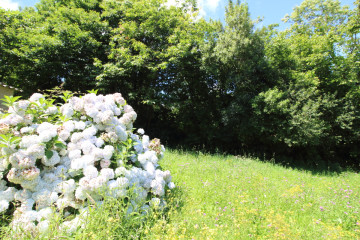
[149, 150, 360, 239]
[1, 150, 359, 239]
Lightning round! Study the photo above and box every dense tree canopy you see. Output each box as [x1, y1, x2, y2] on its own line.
[1, 0, 360, 167]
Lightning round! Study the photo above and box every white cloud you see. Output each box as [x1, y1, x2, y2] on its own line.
[164, 0, 216, 20]
[198, 0, 220, 11]
[0, 0, 19, 10]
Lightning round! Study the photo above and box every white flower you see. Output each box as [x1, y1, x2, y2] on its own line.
[100, 110, 114, 124]
[115, 167, 126, 177]
[59, 130, 71, 141]
[71, 155, 95, 170]
[142, 135, 150, 149]
[37, 220, 50, 233]
[29, 93, 45, 102]
[85, 106, 98, 118]
[70, 132, 83, 143]
[20, 198, 36, 211]
[43, 173, 57, 183]
[168, 182, 175, 189]
[107, 177, 129, 198]
[0, 200, 9, 213]
[14, 189, 32, 202]
[69, 150, 81, 160]
[63, 121, 75, 132]
[74, 121, 86, 130]
[144, 162, 155, 175]
[69, 97, 83, 111]
[80, 140, 95, 155]
[163, 170, 172, 183]
[38, 207, 53, 220]
[88, 176, 107, 191]
[83, 166, 98, 179]
[59, 149, 67, 156]
[25, 144, 45, 159]
[0, 92, 174, 233]
[32, 189, 54, 209]
[95, 138, 104, 148]
[45, 106, 58, 115]
[42, 150, 60, 167]
[37, 122, 55, 134]
[0, 187, 16, 202]
[20, 177, 41, 191]
[151, 178, 165, 196]
[38, 124, 57, 142]
[21, 167, 40, 181]
[102, 145, 114, 160]
[113, 93, 125, 105]
[82, 126, 97, 139]
[20, 127, 35, 134]
[138, 151, 157, 165]
[123, 105, 134, 113]
[14, 100, 30, 111]
[100, 159, 111, 169]
[56, 195, 76, 210]
[115, 125, 127, 142]
[79, 177, 91, 191]
[75, 187, 87, 200]
[58, 179, 76, 194]
[0, 180, 7, 191]
[60, 104, 74, 118]
[23, 114, 34, 125]
[100, 168, 114, 181]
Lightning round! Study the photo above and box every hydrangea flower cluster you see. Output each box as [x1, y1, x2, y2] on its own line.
[0, 92, 174, 234]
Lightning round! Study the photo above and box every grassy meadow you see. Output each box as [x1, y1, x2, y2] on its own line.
[148, 150, 360, 239]
[1, 150, 360, 239]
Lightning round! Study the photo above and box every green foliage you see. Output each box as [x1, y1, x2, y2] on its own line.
[251, 0, 360, 164]
[2, 0, 360, 165]
[0, 96, 21, 108]
[0, 134, 21, 149]
[253, 72, 327, 147]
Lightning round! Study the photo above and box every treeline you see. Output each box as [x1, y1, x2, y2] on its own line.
[1, 0, 360, 167]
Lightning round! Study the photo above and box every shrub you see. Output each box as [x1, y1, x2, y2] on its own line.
[0, 91, 174, 235]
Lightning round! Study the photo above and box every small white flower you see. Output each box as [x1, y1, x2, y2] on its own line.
[29, 93, 45, 102]
[74, 121, 86, 130]
[0, 200, 9, 213]
[83, 166, 98, 179]
[100, 168, 114, 181]
[42, 150, 60, 167]
[168, 182, 175, 189]
[60, 104, 74, 118]
[45, 106, 58, 115]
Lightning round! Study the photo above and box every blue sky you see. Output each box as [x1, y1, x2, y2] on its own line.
[0, 0, 356, 29]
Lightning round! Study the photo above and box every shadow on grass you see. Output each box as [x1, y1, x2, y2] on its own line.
[254, 152, 359, 176]
[169, 146, 359, 176]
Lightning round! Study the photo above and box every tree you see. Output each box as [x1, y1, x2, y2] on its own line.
[253, 0, 360, 164]
[200, 1, 271, 150]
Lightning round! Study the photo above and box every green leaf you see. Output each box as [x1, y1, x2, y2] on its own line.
[87, 89, 98, 94]
[55, 142, 66, 149]
[45, 149, 54, 159]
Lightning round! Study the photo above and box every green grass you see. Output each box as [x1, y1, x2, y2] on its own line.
[149, 150, 360, 239]
[1, 150, 360, 239]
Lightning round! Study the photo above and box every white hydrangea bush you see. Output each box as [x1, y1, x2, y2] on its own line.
[0, 92, 175, 234]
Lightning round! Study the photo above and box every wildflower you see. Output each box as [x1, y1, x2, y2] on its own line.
[137, 128, 145, 135]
